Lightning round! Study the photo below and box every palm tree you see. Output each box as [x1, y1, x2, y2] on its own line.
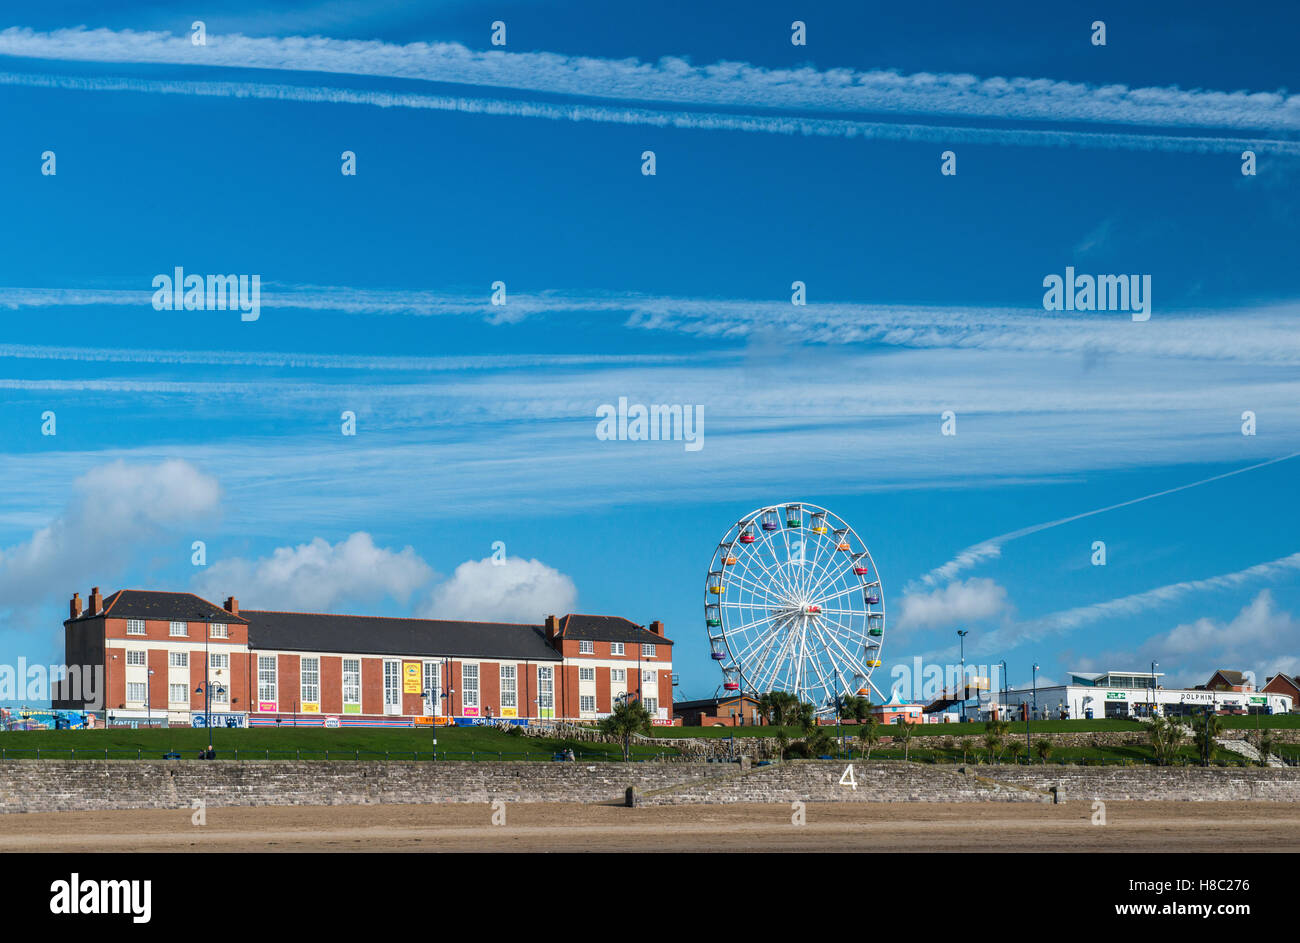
[1008, 740, 1027, 764]
[598, 698, 653, 761]
[982, 731, 1003, 763]
[895, 719, 916, 761]
[759, 691, 795, 728]
[840, 695, 872, 724]
[1034, 738, 1054, 764]
[1148, 715, 1184, 767]
[1257, 731, 1275, 766]
[858, 719, 882, 760]
[1192, 709, 1222, 766]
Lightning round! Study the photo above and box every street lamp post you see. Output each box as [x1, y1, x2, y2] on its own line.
[998, 659, 1007, 721]
[195, 682, 227, 757]
[957, 629, 968, 721]
[1028, 663, 1039, 756]
[1150, 661, 1159, 718]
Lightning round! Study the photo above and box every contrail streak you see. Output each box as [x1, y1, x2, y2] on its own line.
[917, 451, 1300, 586]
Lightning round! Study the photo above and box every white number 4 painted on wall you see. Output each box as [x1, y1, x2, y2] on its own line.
[839, 764, 857, 790]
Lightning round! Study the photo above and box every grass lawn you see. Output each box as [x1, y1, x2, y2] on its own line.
[819, 743, 1258, 766]
[1218, 714, 1300, 730]
[0, 726, 677, 762]
[649, 718, 1145, 738]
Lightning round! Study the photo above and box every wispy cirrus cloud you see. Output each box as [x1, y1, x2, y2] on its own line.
[2, 27, 1298, 153]
[980, 550, 1300, 653]
[7, 285, 1300, 365]
[2, 27, 1298, 132]
[0, 71, 1291, 154]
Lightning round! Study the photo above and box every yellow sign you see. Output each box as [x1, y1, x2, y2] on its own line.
[403, 662, 422, 694]
[301, 702, 320, 713]
[500, 707, 517, 718]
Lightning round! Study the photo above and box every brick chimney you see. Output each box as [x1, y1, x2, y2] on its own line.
[89, 587, 103, 615]
[649, 620, 664, 637]
[224, 596, 239, 616]
[544, 614, 559, 642]
[69, 592, 82, 620]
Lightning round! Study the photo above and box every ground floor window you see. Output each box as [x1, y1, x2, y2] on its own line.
[300, 657, 320, 705]
[538, 666, 554, 715]
[258, 656, 277, 704]
[462, 664, 479, 709]
[500, 665, 516, 709]
[580, 694, 595, 713]
[343, 659, 361, 707]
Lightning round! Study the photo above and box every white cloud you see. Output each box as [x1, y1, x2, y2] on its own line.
[1092, 591, 1300, 688]
[983, 551, 1300, 653]
[1, 71, 1288, 154]
[194, 532, 434, 612]
[896, 577, 1010, 631]
[0, 459, 219, 611]
[1, 27, 1297, 134]
[422, 556, 577, 624]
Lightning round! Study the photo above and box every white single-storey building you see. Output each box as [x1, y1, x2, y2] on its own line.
[981, 670, 1293, 720]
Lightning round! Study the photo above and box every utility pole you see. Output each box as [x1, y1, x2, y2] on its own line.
[957, 629, 968, 721]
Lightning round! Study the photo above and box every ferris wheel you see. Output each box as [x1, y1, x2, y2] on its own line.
[706, 503, 886, 712]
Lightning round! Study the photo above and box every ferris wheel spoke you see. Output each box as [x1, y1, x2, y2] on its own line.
[726, 615, 787, 661]
[739, 543, 801, 604]
[809, 618, 878, 691]
[745, 626, 791, 694]
[752, 617, 801, 695]
[800, 525, 842, 598]
[719, 565, 787, 606]
[807, 550, 859, 602]
[743, 521, 801, 601]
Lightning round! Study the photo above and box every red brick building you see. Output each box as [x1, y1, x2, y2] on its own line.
[55, 588, 673, 727]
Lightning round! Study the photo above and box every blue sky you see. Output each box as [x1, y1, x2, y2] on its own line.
[1, 0, 1298, 705]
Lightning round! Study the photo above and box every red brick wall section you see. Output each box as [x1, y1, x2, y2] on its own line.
[596, 666, 611, 713]
[480, 662, 500, 717]
[321, 656, 342, 714]
[106, 639, 125, 710]
[278, 654, 301, 714]
[146, 649, 168, 713]
[189, 650, 206, 711]
[361, 657, 383, 715]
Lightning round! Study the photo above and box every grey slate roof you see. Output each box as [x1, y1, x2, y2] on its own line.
[559, 614, 673, 646]
[67, 590, 247, 625]
[241, 609, 562, 661]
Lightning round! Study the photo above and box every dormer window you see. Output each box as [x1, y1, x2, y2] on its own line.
[210, 623, 228, 638]
[169, 621, 187, 637]
[578, 640, 594, 654]
[126, 620, 145, 635]
[642, 643, 657, 658]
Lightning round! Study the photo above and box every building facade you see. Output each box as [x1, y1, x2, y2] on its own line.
[985, 669, 1292, 720]
[55, 588, 674, 727]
